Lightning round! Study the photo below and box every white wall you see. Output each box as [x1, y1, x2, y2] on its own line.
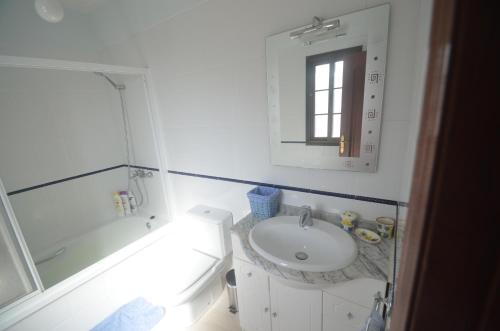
[0, 67, 126, 255]
[120, 75, 160, 169]
[0, 68, 169, 257]
[119, 74, 169, 220]
[0, 0, 427, 220]
[91, 0, 426, 221]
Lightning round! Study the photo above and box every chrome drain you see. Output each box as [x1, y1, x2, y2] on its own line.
[295, 252, 309, 261]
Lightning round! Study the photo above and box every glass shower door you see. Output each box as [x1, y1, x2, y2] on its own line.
[0, 179, 41, 311]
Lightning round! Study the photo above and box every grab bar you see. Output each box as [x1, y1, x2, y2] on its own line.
[35, 247, 66, 265]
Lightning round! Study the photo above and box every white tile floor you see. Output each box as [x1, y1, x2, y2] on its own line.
[156, 289, 242, 331]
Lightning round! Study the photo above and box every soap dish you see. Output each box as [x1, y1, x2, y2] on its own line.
[354, 228, 381, 244]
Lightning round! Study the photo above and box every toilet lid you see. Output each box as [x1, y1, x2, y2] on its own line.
[164, 249, 218, 295]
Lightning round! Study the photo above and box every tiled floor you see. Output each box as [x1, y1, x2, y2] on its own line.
[156, 289, 242, 331]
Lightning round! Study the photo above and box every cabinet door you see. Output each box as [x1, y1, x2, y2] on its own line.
[234, 258, 272, 331]
[323, 292, 371, 331]
[269, 278, 322, 331]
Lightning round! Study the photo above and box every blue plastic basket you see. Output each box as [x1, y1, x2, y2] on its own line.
[247, 186, 281, 219]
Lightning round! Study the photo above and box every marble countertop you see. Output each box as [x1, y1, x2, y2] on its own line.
[231, 205, 392, 287]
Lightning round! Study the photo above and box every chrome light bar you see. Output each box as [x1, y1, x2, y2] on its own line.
[289, 17, 340, 40]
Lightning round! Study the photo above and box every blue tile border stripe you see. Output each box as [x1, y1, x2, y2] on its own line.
[167, 170, 407, 206]
[7, 164, 159, 196]
[6, 165, 410, 208]
[398, 201, 408, 207]
[129, 165, 160, 172]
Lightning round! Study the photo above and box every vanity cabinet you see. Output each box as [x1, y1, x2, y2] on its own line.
[321, 277, 386, 331]
[269, 277, 322, 331]
[234, 259, 272, 331]
[323, 292, 371, 331]
[234, 258, 385, 331]
[234, 258, 321, 331]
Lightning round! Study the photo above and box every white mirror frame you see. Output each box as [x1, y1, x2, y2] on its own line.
[266, 4, 390, 172]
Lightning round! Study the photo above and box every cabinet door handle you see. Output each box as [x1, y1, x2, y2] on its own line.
[272, 312, 278, 318]
[347, 312, 354, 320]
[247, 272, 252, 277]
[264, 307, 269, 313]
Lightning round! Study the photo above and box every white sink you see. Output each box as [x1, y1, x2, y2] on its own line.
[249, 216, 357, 272]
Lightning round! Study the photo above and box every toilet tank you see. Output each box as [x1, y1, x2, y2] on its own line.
[184, 205, 233, 259]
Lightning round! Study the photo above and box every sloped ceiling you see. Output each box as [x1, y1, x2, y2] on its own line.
[86, 0, 208, 46]
[60, 0, 106, 13]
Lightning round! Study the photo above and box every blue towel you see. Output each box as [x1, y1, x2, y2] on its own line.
[91, 297, 165, 331]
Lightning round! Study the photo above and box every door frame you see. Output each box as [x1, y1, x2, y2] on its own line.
[391, 0, 498, 330]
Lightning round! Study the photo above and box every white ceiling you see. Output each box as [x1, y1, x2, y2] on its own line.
[60, 0, 107, 13]
[82, 0, 208, 45]
[60, 0, 207, 16]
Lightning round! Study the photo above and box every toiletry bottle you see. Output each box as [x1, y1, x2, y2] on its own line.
[341, 211, 359, 232]
[128, 191, 137, 214]
[113, 192, 125, 217]
[120, 191, 131, 215]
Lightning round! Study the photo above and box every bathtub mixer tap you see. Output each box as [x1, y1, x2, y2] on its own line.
[131, 168, 154, 179]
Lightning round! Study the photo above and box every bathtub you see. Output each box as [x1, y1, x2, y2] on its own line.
[35, 215, 166, 288]
[3, 210, 230, 330]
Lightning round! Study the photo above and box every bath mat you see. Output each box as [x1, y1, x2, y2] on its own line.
[91, 297, 165, 331]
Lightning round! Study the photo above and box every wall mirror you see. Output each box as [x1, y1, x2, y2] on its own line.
[266, 5, 389, 172]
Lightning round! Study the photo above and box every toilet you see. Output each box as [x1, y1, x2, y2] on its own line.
[153, 205, 233, 328]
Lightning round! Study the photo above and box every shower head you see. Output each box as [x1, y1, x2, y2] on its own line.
[94, 72, 126, 90]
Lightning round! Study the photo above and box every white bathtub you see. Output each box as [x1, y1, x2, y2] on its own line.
[3, 214, 228, 330]
[35, 215, 166, 288]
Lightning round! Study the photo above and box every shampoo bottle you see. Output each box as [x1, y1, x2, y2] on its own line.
[112, 192, 125, 217]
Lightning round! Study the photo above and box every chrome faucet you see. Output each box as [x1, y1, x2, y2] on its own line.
[298, 205, 313, 228]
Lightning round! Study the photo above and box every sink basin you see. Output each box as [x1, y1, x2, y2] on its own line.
[249, 216, 357, 272]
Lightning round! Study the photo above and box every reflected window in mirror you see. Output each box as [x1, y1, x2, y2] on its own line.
[306, 46, 366, 157]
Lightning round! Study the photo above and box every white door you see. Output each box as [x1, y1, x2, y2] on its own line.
[269, 278, 322, 331]
[234, 258, 272, 331]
